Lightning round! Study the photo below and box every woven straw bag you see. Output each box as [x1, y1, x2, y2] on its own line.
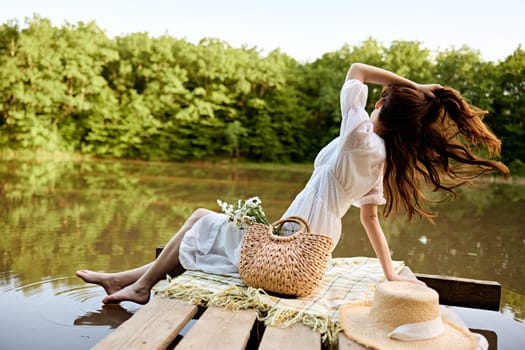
[239, 216, 333, 297]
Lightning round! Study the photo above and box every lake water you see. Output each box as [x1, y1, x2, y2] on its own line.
[1, 159, 524, 349]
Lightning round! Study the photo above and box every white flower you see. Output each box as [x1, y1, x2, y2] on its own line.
[217, 196, 270, 230]
[245, 196, 261, 208]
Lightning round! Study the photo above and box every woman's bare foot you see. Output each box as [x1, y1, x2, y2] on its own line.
[75, 270, 125, 296]
[102, 283, 151, 305]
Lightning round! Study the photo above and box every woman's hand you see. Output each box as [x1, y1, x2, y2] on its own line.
[388, 272, 427, 287]
[417, 83, 443, 99]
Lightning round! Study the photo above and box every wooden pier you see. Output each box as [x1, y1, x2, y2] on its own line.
[92, 264, 500, 350]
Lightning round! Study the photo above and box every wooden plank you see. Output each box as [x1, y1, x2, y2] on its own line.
[259, 324, 321, 350]
[415, 273, 501, 311]
[175, 307, 257, 350]
[93, 297, 198, 350]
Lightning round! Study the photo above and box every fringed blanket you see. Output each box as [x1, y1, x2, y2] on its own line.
[154, 257, 404, 344]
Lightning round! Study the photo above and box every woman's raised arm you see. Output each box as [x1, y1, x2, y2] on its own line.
[346, 63, 440, 98]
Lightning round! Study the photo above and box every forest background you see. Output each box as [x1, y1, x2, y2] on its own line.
[0, 16, 523, 174]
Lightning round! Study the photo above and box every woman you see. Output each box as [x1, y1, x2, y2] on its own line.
[76, 63, 509, 304]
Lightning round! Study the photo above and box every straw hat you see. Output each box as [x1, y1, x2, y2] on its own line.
[339, 281, 477, 350]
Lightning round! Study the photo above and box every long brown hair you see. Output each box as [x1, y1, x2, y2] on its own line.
[378, 85, 510, 221]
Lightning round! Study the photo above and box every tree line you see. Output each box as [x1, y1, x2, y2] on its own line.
[0, 16, 523, 174]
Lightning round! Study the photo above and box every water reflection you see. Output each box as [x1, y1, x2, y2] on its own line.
[0, 159, 524, 349]
[0, 273, 140, 349]
[74, 304, 134, 328]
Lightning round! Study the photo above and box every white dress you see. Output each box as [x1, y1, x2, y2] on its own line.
[179, 79, 387, 276]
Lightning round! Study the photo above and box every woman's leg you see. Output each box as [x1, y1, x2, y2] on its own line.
[75, 264, 153, 296]
[76, 208, 213, 304]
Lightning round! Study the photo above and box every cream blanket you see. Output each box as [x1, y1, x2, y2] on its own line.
[155, 257, 404, 344]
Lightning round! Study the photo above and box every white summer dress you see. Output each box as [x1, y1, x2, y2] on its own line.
[179, 79, 387, 276]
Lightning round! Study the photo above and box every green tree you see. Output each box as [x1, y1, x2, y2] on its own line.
[56, 20, 120, 154]
[434, 46, 495, 109]
[384, 40, 433, 82]
[491, 47, 525, 174]
[0, 16, 522, 168]
[0, 19, 22, 145]
[0, 16, 65, 150]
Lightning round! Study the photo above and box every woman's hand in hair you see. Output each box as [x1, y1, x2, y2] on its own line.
[417, 83, 443, 99]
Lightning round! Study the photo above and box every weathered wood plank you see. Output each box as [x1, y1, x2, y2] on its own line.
[175, 307, 257, 350]
[258, 323, 321, 350]
[415, 273, 501, 311]
[92, 297, 198, 350]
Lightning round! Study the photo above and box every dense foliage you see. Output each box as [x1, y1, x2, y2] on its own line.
[0, 16, 523, 173]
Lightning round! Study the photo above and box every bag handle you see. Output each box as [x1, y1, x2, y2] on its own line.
[271, 216, 311, 235]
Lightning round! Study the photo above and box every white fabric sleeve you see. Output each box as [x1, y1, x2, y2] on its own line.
[340, 79, 368, 117]
[352, 175, 387, 208]
[335, 118, 386, 194]
[349, 121, 387, 207]
[339, 79, 369, 139]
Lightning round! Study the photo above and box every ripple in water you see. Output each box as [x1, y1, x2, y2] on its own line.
[0, 274, 143, 350]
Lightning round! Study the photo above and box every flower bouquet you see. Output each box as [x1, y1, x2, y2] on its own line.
[217, 196, 278, 234]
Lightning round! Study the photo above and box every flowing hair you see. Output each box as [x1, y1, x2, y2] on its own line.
[378, 85, 510, 221]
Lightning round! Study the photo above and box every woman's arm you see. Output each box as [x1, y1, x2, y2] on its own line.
[360, 204, 425, 285]
[346, 63, 440, 97]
